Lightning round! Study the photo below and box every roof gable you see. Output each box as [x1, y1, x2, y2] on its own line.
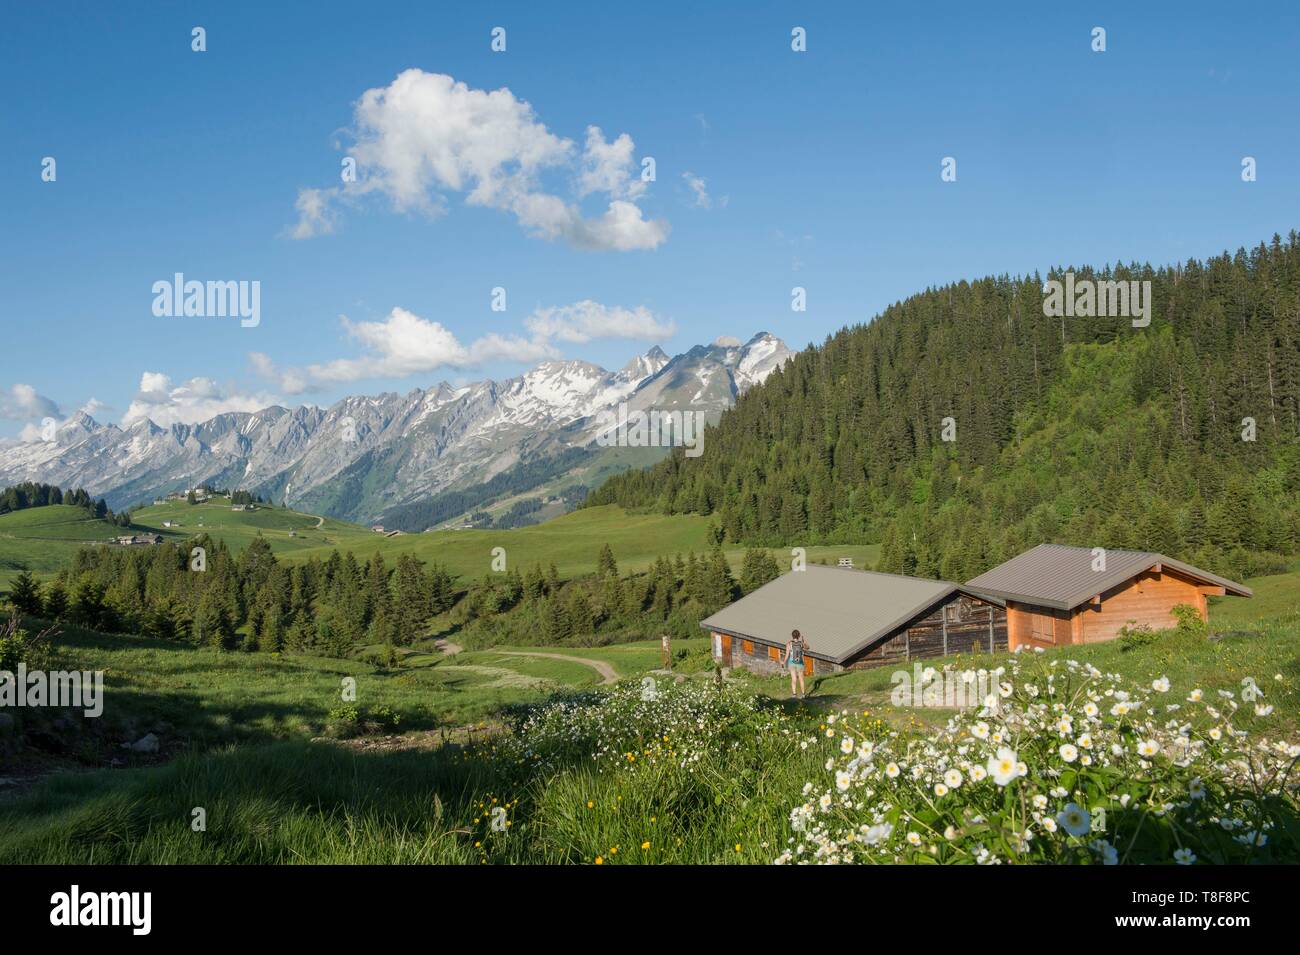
[965, 544, 1251, 610]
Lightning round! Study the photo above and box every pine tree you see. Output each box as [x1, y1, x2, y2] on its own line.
[7, 570, 43, 615]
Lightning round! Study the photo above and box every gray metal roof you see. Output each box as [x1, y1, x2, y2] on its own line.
[699, 565, 967, 664]
[965, 543, 1251, 611]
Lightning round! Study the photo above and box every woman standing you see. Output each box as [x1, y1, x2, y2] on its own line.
[782, 629, 807, 699]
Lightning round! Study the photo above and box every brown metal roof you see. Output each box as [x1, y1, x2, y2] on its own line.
[698, 565, 990, 664]
[965, 543, 1251, 611]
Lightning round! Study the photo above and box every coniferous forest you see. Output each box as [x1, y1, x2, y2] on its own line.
[588, 234, 1300, 583]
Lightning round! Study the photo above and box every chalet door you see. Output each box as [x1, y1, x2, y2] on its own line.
[1028, 611, 1056, 645]
[804, 657, 814, 677]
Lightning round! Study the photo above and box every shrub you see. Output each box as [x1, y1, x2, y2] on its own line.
[368, 705, 401, 731]
[1171, 603, 1208, 638]
[1115, 623, 1160, 652]
[0, 613, 56, 672]
[325, 702, 361, 737]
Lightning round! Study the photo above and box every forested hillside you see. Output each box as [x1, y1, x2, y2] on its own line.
[588, 234, 1300, 582]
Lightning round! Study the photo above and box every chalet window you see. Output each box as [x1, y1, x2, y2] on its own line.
[945, 604, 961, 623]
[768, 646, 780, 661]
[743, 640, 754, 654]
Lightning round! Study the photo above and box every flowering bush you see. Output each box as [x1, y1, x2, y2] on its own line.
[497, 679, 791, 777]
[778, 656, 1300, 864]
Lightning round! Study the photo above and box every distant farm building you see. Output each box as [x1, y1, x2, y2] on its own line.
[371, 525, 385, 533]
[112, 533, 163, 546]
[837, 557, 854, 568]
[701, 565, 1008, 675]
[965, 544, 1251, 650]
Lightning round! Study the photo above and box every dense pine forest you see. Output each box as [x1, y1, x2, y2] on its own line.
[4, 533, 785, 657]
[5, 538, 457, 657]
[588, 234, 1300, 582]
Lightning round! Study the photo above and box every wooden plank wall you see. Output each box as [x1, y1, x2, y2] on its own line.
[844, 595, 1009, 670]
[1075, 568, 1209, 643]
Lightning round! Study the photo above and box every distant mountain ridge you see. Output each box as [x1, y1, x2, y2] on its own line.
[0, 332, 792, 524]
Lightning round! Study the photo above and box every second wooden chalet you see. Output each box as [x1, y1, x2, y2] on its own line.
[965, 543, 1251, 650]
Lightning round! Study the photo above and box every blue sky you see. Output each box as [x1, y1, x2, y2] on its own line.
[2, 1, 1298, 437]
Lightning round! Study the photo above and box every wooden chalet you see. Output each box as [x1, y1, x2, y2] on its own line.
[965, 544, 1251, 650]
[700, 564, 1008, 675]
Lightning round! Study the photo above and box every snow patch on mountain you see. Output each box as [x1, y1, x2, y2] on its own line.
[1, 333, 791, 521]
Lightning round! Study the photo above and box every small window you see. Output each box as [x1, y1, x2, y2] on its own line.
[768, 646, 780, 661]
[743, 640, 754, 654]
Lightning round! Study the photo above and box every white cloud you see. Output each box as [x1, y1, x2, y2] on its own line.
[525, 300, 676, 344]
[682, 171, 726, 210]
[286, 187, 339, 240]
[682, 172, 711, 209]
[287, 70, 668, 251]
[1, 383, 61, 421]
[122, 372, 278, 428]
[253, 308, 560, 392]
[577, 126, 644, 200]
[713, 335, 742, 347]
[252, 299, 673, 391]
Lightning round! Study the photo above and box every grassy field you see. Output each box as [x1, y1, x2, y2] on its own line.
[0, 506, 127, 588]
[2, 497, 1294, 864]
[2, 610, 1296, 863]
[1, 498, 882, 591]
[1, 560, 1298, 863]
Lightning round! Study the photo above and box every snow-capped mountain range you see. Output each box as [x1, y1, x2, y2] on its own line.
[0, 332, 792, 524]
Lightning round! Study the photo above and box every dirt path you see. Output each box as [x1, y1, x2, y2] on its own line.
[495, 650, 619, 686]
[435, 638, 463, 655]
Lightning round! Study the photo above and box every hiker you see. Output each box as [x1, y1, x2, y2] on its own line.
[782, 629, 808, 699]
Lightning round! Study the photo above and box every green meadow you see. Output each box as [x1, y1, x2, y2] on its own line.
[2, 498, 881, 591]
[1, 496, 1294, 865]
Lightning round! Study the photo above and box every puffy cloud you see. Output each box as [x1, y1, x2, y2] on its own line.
[525, 300, 676, 344]
[1, 383, 61, 421]
[253, 299, 673, 391]
[577, 126, 645, 200]
[287, 70, 668, 251]
[122, 372, 278, 428]
[254, 308, 560, 392]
